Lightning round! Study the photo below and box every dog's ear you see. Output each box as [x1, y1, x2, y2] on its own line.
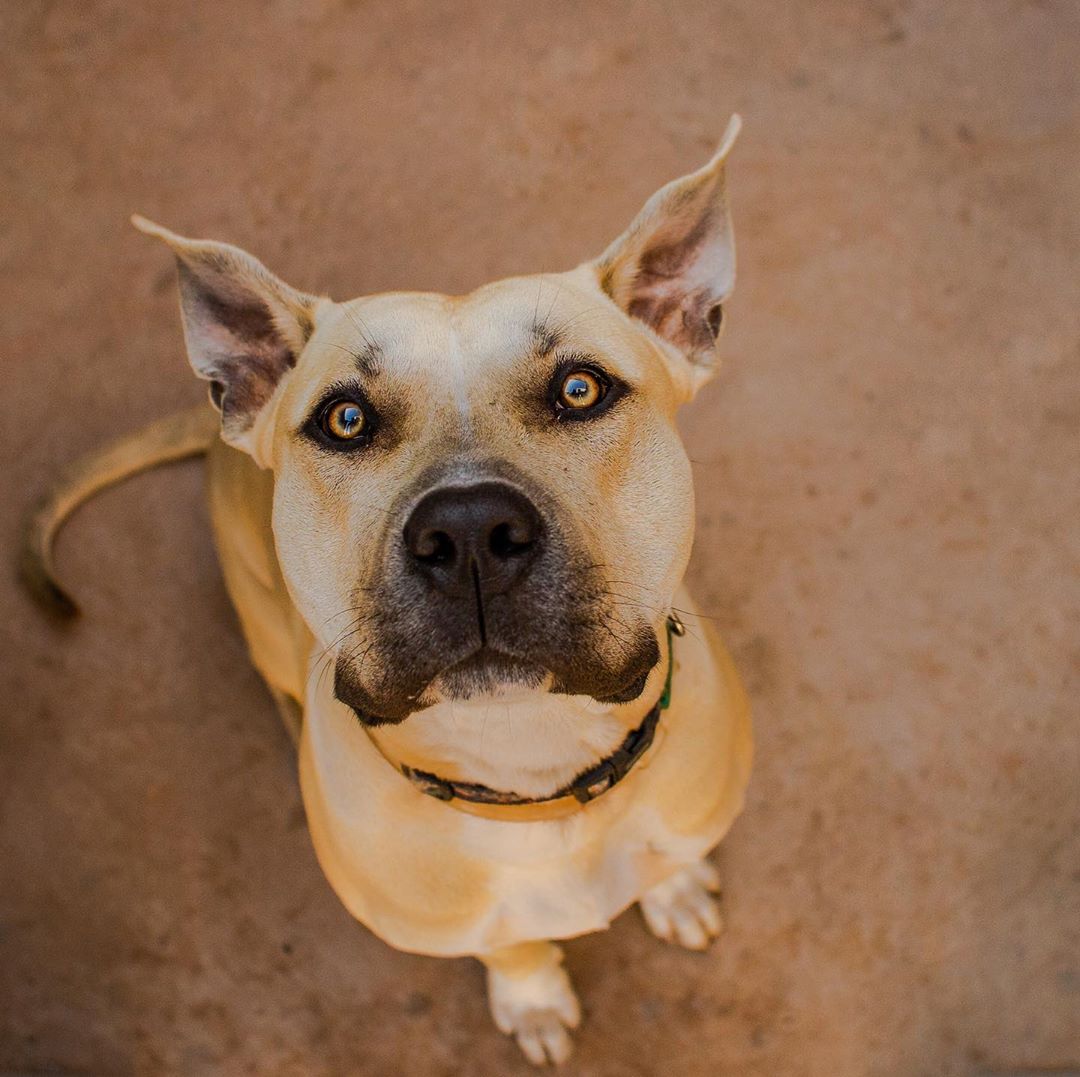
[592, 115, 740, 395]
[133, 216, 319, 460]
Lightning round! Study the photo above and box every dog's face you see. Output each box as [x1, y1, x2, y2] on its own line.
[138, 119, 738, 725]
[271, 277, 693, 724]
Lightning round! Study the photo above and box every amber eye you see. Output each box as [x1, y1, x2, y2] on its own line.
[322, 399, 367, 441]
[557, 370, 604, 411]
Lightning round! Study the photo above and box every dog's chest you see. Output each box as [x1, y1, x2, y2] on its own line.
[297, 630, 751, 957]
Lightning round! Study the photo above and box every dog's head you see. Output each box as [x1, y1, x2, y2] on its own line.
[139, 118, 739, 725]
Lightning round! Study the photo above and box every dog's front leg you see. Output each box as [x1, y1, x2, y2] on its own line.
[480, 940, 581, 1066]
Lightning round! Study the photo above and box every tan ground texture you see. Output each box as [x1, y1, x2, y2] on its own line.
[2, 1, 1078, 1075]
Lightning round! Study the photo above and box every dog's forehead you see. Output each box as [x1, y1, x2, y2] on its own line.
[447, 274, 636, 371]
[301, 272, 650, 394]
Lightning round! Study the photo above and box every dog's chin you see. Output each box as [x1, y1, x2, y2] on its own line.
[335, 647, 551, 726]
[335, 624, 660, 726]
[430, 648, 549, 702]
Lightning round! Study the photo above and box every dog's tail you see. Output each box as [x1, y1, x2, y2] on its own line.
[19, 406, 220, 618]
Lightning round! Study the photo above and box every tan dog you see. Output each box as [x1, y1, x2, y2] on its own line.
[23, 117, 751, 1065]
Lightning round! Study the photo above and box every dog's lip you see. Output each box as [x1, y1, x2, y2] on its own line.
[439, 644, 527, 673]
[336, 621, 660, 723]
[593, 664, 653, 704]
[339, 646, 547, 724]
[550, 633, 660, 704]
[432, 644, 549, 688]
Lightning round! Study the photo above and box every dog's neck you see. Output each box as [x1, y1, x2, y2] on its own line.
[363, 662, 669, 799]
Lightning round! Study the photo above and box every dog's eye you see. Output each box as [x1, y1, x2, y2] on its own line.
[322, 399, 368, 441]
[557, 370, 605, 412]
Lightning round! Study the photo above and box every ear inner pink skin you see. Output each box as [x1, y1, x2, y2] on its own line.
[594, 116, 738, 369]
[176, 263, 300, 431]
[130, 215, 318, 451]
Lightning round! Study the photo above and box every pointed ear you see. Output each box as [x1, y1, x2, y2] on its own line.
[132, 216, 319, 457]
[592, 115, 740, 391]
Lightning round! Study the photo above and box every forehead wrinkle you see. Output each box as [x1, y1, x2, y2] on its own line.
[310, 336, 383, 379]
[530, 318, 562, 357]
[351, 339, 382, 378]
[337, 301, 386, 377]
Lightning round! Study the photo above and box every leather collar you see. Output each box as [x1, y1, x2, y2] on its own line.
[397, 613, 685, 808]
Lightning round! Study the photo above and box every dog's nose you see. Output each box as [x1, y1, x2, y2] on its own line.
[403, 482, 543, 596]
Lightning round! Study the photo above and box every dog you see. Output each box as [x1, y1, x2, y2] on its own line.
[22, 115, 752, 1065]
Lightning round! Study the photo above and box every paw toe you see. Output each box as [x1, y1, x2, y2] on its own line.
[671, 905, 710, 950]
[690, 858, 722, 893]
[517, 1009, 574, 1066]
[640, 899, 674, 942]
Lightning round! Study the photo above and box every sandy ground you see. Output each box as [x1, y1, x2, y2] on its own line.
[2, 1, 1078, 1074]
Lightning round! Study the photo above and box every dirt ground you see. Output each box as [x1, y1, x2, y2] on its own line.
[2, 1, 1078, 1074]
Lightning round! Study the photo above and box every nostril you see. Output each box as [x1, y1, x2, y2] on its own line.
[414, 529, 456, 564]
[489, 521, 533, 559]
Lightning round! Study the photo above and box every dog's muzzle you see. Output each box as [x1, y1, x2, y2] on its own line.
[334, 470, 660, 725]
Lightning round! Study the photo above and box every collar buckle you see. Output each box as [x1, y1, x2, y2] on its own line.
[570, 759, 617, 803]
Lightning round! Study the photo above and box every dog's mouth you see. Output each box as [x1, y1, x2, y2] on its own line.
[334, 644, 547, 725]
[432, 646, 548, 700]
[334, 627, 660, 727]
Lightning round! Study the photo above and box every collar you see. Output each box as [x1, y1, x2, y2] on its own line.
[390, 613, 685, 811]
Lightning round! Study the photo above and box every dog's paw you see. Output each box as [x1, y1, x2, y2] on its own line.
[486, 956, 581, 1066]
[639, 859, 723, 951]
